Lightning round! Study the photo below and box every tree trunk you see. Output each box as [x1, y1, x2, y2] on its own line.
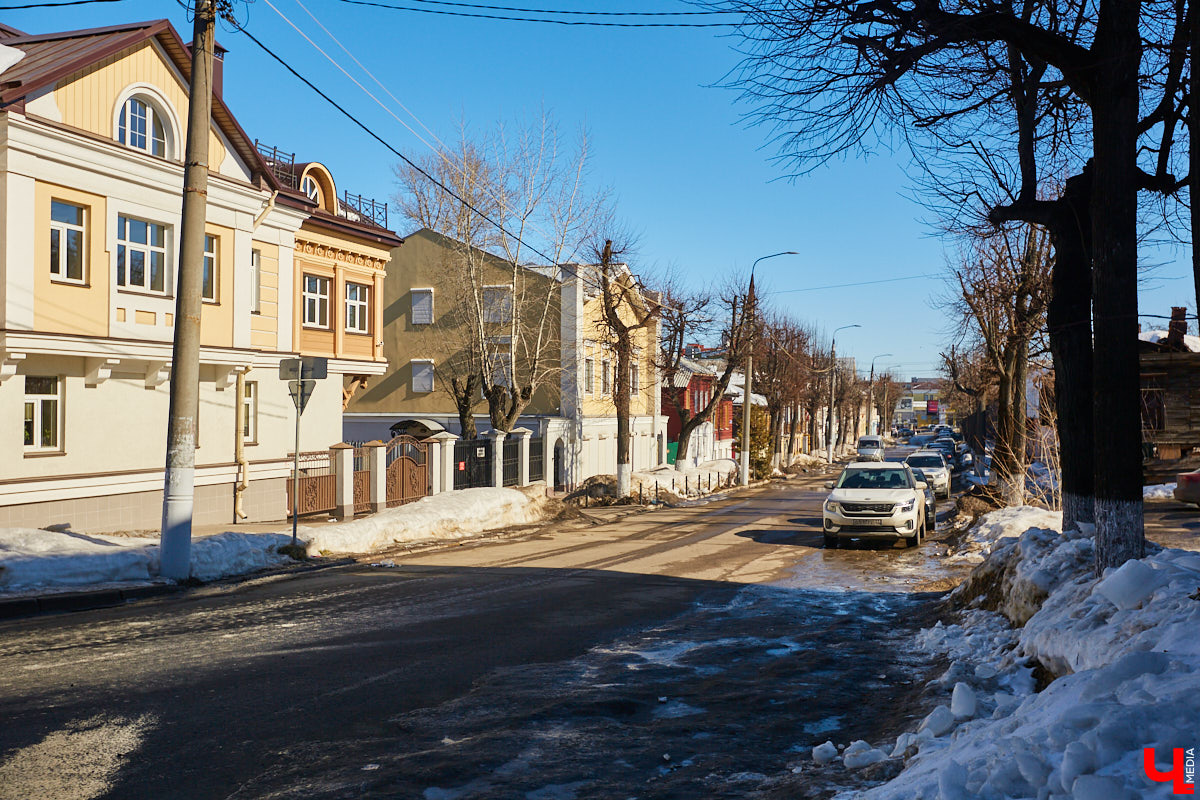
[995, 367, 1023, 504]
[1046, 168, 1096, 531]
[614, 339, 633, 496]
[1091, 1, 1146, 571]
[451, 375, 479, 439]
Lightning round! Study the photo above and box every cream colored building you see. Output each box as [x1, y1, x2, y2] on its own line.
[0, 20, 398, 530]
[344, 230, 666, 488]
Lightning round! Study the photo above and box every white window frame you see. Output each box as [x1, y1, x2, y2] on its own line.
[482, 285, 513, 324]
[411, 359, 434, 393]
[250, 249, 262, 314]
[584, 358, 595, 395]
[116, 215, 169, 295]
[118, 96, 168, 157]
[303, 274, 330, 329]
[49, 200, 87, 285]
[301, 175, 321, 204]
[242, 381, 258, 444]
[345, 282, 370, 333]
[23, 375, 62, 452]
[202, 234, 218, 303]
[411, 288, 434, 325]
[602, 359, 611, 395]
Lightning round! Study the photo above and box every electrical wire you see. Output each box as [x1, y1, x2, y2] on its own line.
[392, 0, 733, 15]
[0, 0, 119, 8]
[335, 0, 740, 27]
[765, 273, 941, 294]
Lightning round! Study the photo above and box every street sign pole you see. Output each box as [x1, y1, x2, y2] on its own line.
[292, 397, 300, 547]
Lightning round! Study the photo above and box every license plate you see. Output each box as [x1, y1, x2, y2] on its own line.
[854, 518, 890, 526]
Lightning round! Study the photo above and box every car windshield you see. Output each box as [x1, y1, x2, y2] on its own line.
[907, 456, 944, 468]
[910, 469, 927, 482]
[858, 438, 881, 448]
[836, 468, 912, 489]
[909, 435, 932, 447]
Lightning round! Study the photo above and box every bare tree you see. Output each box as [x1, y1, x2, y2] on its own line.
[657, 277, 754, 465]
[943, 224, 1051, 503]
[591, 239, 661, 496]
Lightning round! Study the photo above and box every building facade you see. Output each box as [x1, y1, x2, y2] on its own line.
[0, 20, 398, 530]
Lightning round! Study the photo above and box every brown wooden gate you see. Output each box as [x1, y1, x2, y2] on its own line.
[386, 435, 429, 508]
[353, 445, 372, 515]
[286, 451, 334, 517]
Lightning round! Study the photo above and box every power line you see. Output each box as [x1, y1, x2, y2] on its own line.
[393, 0, 733, 15]
[765, 273, 941, 295]
[335, 0, 741, 26]
[0, 0, 119, 8]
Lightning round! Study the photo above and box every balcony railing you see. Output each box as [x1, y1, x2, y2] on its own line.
[254, 140, 299, 190]
[341, 190, 388, 229]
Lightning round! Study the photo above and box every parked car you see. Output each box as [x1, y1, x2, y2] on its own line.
[1173, 470, 1200, 506]
[856, 435, 886, 461]
[904, 451, 952, 498]
[909, 467, 937, 527]
[931, 438, 960, 469]
[822, 462, 928, 548]
[908, 434, 935, 449]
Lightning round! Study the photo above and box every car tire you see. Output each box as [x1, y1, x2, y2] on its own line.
[823, 533, 838, 549]
[905, 527, 920, 548]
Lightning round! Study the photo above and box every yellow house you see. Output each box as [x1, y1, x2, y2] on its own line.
[0, 19, 398, 530]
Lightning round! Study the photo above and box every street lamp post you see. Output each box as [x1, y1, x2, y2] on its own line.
[826, 324, 861, 465]
[867, 353, 893, 436]
[740, 251, 799, 486]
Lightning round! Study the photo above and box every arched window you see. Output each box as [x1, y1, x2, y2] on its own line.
[117, 95, 169, 157]
[301, 175, 322, 204]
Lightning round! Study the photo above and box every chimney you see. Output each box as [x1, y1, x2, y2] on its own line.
[187, 40, 226, 97]
[1167, 306, 1187, 349]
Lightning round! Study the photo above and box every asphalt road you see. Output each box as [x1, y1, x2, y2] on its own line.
[0, 473, 964, 800]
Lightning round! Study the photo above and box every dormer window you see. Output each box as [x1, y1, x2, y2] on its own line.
[301, 175, 322, 204]
[118, 97, 167, 157]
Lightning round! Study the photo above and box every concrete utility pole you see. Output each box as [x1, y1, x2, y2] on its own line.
[826, 324, 860, 464]
[866, 353, 892, 436]
[160, 0, 216, 580]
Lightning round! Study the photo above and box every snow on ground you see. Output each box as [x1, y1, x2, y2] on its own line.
[946, 505, 1062, 565]
[0, 486, 551, 595]
[827, 508, 1200, 800]
[631, 459, 738, 499]
[304, 486, 550, 555]
[1143, 482, 1177, 501]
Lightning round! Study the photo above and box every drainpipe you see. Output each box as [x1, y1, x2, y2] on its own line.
[252, 190, 279, 231]
[234, 369, 249, 520]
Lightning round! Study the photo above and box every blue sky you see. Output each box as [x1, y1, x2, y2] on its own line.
[8, 0, 1194, 379]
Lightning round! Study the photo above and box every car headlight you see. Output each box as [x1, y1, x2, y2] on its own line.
[897, 499, 915, 513]
[825, 501, 840, 513]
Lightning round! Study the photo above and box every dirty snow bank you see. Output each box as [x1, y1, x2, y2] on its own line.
[827, 509, 1200, 800]
[946, 505, 1061, 566]
[0, 528, 292, 593]
[631, 459, 737, 498]
[1143, 482, 1176, 501]
[304, 485, 550, 554]
[0, 486, 552, 593]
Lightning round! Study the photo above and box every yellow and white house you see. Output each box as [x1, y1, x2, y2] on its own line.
[0, 19, 398, 530]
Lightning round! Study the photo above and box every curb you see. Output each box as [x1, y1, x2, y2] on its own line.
[0, 583, 182, 621]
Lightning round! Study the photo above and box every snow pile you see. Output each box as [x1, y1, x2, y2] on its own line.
[303, 486, 550, 555]
[830, 515, 1200, 800]
[1, 486, 553, 593]
[1143, 482, 1177, 501]
[0, 528, 293, 593]
[631, 459, 738, 499]
[789, 453, 827, 468]
[947, 505, 1062, 566]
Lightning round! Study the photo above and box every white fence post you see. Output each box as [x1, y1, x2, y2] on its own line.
[330, 443, 354, 520]
[489, 430, 507, 488]
[367, 440, 386, 513]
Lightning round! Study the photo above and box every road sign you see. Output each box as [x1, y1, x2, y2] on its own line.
[289, 379, 316, 415]
[279, 356, 328, 381]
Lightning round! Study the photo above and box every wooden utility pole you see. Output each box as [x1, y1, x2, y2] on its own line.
[160, 0, 216, 579]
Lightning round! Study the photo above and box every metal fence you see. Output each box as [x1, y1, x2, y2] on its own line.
[352, 445, 372, 515]
[386, 435, 429, 508]
[454, 438, 493, 489]
[529, 437, 544, 483]
[502, 437, 520, 487]
[286, 451, 334, 517]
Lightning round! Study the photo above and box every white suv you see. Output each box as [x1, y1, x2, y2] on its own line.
[822, 462, 928, 548]
[904, 450, 952, 499]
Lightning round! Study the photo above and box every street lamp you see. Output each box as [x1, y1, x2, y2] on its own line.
[740, 251, 799, 486]
[826, 323, 861, 465]
[867, 353, 893, 437]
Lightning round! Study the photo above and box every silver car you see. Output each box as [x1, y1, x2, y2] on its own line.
[905, 451, 951, 499]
